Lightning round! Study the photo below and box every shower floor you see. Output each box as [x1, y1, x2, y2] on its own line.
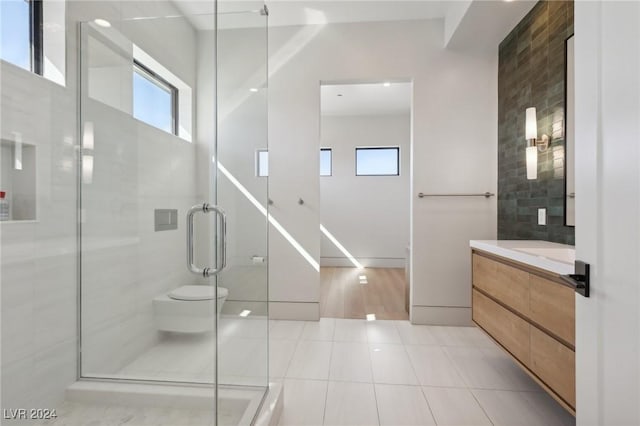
[86, 316, 269, 385]
[39, 316, 276, 425]
[40, 381, 273, 426]
[38, 400, 217, 426]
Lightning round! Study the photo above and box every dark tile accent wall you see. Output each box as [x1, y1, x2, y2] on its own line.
[498, 0, 574, 245]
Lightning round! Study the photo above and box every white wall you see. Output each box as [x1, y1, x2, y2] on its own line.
[0, 0, 200, 409]
[267, 19, 497, 322]
[575, 1, 640, 425]
[320, 114, 410, 268]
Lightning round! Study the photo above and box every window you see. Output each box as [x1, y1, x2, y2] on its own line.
[320, 148, 332, 176]
[1, 0, 43, 74]
[355, 147, 400, 176]
[133, 60, 178, 135]
[256, 150, 268, 177]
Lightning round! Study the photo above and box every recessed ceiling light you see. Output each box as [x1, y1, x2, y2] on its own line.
[383, 82, 391, 87]
[94, 19, 111, 28]
[366, 314, 376, 321]
[239, 310, 251, 317]
[250, 88, 259, 92]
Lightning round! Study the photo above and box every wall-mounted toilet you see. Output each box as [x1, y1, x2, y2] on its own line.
[153, 285, 228, 333]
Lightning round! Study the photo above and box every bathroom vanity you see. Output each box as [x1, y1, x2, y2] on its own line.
[469, 240, 576, 415]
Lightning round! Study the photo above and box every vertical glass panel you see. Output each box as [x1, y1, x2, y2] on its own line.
[79, 11, 216, 386]
[133, 65, 174, 133]
[356, 147, 400, 176]
[216, 5, 269, 416]
[1, 0, 31, 70]
[320, 148, 332, 176]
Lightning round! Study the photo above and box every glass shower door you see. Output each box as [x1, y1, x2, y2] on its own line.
[78, 2, 269, 424]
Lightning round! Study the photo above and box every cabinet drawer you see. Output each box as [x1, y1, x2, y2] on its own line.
[472, 289, 530, 365]
[473, 254, 530, 316]
[530, 275, 576, 346]
[530, 326, 576, 408]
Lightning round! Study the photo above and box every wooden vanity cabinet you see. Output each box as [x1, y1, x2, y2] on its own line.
[471, 250, 576, 415]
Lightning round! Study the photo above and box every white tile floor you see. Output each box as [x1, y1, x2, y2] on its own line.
[273, 318, 575, 426]
[37, 318, 575, 426]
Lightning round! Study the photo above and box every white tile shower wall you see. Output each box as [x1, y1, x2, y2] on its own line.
[0, 0, 201, 411]
[80, 102, 199, 375]
[1, 58, 78, 412]
[320, 114, 410, 268]
[263, 18, 497, 320]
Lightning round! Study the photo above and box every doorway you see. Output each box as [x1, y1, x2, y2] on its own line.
[318, 81, 412, 320]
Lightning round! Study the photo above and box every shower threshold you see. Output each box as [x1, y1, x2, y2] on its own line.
[47, 380, 282, 426]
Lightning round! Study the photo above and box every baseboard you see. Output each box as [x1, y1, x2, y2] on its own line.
[222, 301, 268, 316]
[269, 302, 319, 320]
[320, 257, 405, 268]
[410, 306, 472, 326]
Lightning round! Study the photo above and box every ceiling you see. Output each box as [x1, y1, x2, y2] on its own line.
[321, 82, 412, 116]
[265, 1, 449, 27]
[174, 0, 451, 30]
[446, 0, 537, 52]
[172, 0, 537, 51]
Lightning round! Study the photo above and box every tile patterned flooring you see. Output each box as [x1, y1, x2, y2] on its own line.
[273, 318, 575, 426]
[38, 319, 575, 425]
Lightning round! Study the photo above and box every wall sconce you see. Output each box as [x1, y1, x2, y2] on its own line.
[525, 107, 550, 180]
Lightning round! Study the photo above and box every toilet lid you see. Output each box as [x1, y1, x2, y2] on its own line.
[168, 285, 228, 301]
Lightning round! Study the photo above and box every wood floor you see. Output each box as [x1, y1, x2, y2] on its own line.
[320, 267, 408, 320]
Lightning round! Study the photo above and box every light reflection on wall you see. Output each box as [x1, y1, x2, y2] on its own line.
[215, 157, 364, 272]
[215, 158, 320, 272]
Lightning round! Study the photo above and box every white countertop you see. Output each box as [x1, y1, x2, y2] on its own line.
[470, 240, 575, 275]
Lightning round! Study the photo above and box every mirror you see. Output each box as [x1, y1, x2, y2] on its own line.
[565, 35, 575, 227]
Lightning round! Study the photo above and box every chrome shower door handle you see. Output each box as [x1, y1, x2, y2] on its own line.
[186, 203, 227, 278]
[212, 204, 227, 274]
[186, 204, 207, 276]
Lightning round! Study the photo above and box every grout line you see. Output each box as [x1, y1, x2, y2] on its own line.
[321, 342, 334, 426]
[418, 385, 439, 425]
[316, 379, 329, 426]
[330, 318, 337, 341]
[441, 345, 474, 389]
[370, 381, 382, 426]
[366, 331, 382, 426]
[401, 332, 423, 388]
[468, 387, 496, 426]
[278, 338, 301, 381]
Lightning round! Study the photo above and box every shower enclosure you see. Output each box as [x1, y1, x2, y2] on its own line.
[77, 2, 269, 424]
